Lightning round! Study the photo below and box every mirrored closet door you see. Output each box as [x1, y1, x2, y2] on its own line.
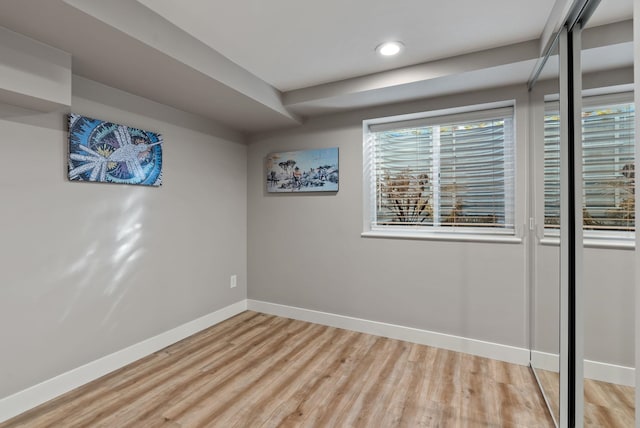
[529, 0, 635, 426]
[529, 32, 561, 426]
[581, 1, 635, 425]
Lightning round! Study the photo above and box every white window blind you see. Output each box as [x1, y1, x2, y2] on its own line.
[366, 106, 515, 233]
[544, 94, 635, 233]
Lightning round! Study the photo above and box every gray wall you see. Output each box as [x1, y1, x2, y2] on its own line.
[248, 81, 635, 368]
[0, 77, 247, 399]
[248, 86, 531, 349]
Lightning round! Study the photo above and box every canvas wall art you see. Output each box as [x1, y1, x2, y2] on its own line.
[266, 147, 339, 192]
[68, 114, 163, 186]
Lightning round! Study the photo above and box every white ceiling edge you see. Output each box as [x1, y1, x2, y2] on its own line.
[282, 20, 632, 118]
[0, 0, 302, 134]
[282, 61, 538, 117]
[71, 75, 246, 144]
[134, 0, 558, 92]
[283, 40, 538, 116]
[1, 1, 628, 135]
[63, 0, 301, 127]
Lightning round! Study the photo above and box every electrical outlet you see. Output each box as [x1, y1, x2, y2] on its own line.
[230, 274, 237, 288]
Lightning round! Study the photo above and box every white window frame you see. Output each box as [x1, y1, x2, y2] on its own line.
[362, 101, 521, 243]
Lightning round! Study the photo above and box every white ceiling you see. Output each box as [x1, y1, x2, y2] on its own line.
[136, 0, 558, 91]
[0, 0, 633, 135]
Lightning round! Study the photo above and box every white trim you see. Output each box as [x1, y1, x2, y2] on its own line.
[531, 351, 635, 387]
[0, 300, 247, 424]
[361, 230, 522, 244]
[531, 350, 560, 372]
[247, 299, 529, 366]
[366, 104, 514, 132]
[539, 236, 635, 250]
[585, 360, 635, 387]
[363, 100, 515, 129]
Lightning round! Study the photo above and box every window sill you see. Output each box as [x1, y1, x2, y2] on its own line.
[539, 236, 635, 250]
[361, 230, 523, 244]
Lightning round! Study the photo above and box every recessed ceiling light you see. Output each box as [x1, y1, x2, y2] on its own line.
[376, 41, 404, 56]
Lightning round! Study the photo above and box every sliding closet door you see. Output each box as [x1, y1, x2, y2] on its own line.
[531, 25, 584, 428]
[531, 1, 637, 425]
[581, 3, 636, 425]
[529, 12, 588, 428]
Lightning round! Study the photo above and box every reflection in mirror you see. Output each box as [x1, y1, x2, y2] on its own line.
[581, 2, 635, 426]
[530, 44, 561, 426]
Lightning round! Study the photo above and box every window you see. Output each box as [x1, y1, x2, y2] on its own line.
[364, 105, 516, 236]
[544, 93, 635, 234]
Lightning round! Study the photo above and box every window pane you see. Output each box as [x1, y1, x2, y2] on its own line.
[373, 128, 433, 226]
[369, 108, 515, 232]
[439, 119, 510, 227]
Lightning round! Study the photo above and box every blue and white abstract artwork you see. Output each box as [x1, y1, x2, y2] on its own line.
[266, 147, 339, 192]
[68, 114, 163, 186]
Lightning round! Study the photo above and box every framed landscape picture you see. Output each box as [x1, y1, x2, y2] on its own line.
[266, 147, 339, 193]
[68, 114, 163, 186]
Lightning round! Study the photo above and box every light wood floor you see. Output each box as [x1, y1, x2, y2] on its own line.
[1, 311, 554, 428]
[535, 368, 634, 427]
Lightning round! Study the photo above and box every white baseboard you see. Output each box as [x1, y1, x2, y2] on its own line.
[4, 299, 632, 424]
[586, 360, 635, 387]
[531, 350, 635, 387]
[0, 300, 247, 424]
[531, 350, 559, 372]
[247, 299, 530, 366]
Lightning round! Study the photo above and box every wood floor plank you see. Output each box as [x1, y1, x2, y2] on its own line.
[110, 316, 301, 427]
[312, 336, 397, 427]
[1, 311, 555, 428]
[161, 320, 318, 425]
[57, 315, 291, 427]
[263, 330, 378, 428]
[350, 340, 411, 428]
[174, 323, 334, 427]
[10, 311, 269, 428]
[375, 343, 425, 427]
[225, 328, 359, 427]
[387, 344, 437, 427]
